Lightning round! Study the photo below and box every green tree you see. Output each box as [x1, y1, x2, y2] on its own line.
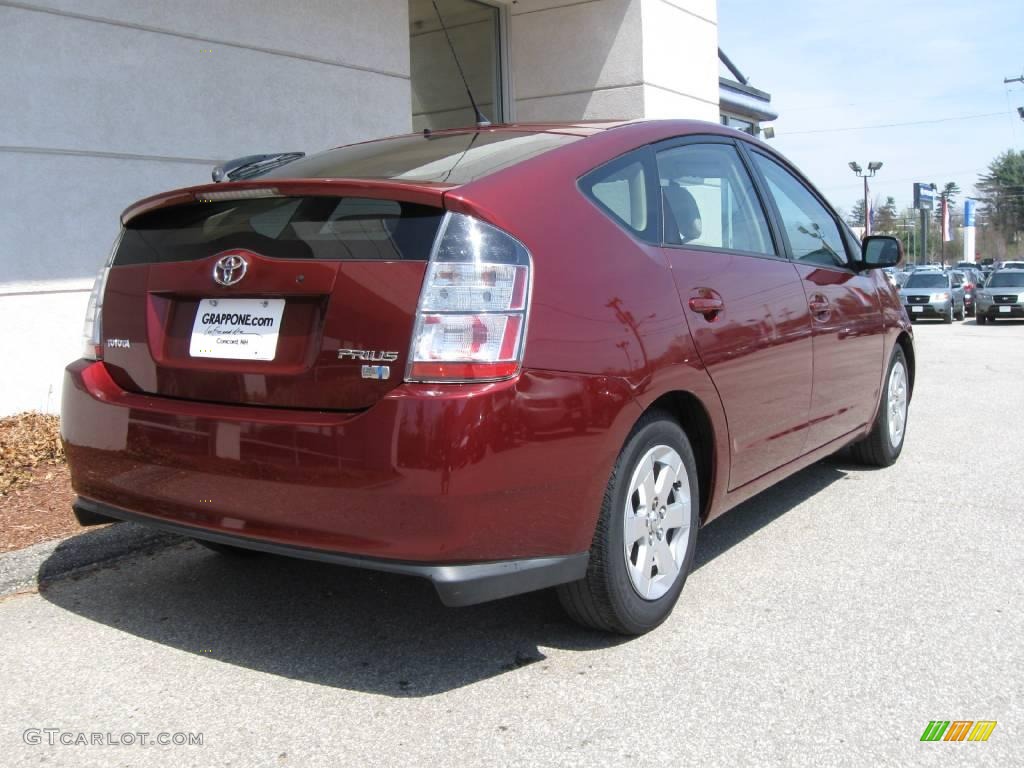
[934, 181, 961, 223]
[874, 196, 898, 233]
[847, 198, 866, 229]
[977, 150, 1024, 248]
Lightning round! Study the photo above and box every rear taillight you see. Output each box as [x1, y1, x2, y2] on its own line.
[406, 213, 532, 382]
[81, 230, 123, 360]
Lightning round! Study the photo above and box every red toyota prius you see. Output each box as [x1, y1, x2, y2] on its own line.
[62, 120, 913, 634]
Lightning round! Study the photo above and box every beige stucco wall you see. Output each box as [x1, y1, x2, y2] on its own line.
[507, 0, 719, 123]
[0, 0, 412, 414]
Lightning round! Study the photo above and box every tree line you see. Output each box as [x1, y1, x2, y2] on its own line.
[844, 149, 1024, 262]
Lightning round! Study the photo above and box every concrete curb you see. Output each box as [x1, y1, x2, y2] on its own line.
[0, 523, 182, 597]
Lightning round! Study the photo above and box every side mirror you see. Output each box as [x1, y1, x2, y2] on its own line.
[862, 235, 903, 269]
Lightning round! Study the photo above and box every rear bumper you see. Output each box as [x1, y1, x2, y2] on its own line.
[61, 360, 639, 590]
[72, 497, 588, 606]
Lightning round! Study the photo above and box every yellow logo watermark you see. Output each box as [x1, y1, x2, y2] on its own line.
[920, 721, 997, 742]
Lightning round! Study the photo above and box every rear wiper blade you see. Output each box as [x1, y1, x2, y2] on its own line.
[212, 152, 305, 183]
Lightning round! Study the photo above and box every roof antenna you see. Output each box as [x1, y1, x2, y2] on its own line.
[431, 0, 491, 127]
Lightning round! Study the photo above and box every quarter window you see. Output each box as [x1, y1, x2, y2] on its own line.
[580, 154, 653, 239]
[655, 143, 774, 255]
[751, 153, 848, 267]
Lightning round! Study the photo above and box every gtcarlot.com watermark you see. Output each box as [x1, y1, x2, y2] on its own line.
[23, 728, 203, 747]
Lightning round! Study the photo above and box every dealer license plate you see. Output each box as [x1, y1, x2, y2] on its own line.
[189, 298, 285, 360]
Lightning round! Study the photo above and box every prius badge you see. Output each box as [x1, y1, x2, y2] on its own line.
[338, 349, 399, 362]
[213, 253, 248, 286]
[338, 349, 398, 380]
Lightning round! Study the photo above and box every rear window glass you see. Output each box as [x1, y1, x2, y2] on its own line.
[116, 197, 443, 264]
[904, 273, 948, 289]
[987, 272, 1024, 288]
[262, 131, 581, 184]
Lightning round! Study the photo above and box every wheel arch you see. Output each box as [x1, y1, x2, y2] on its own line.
[640, 391, 716, 524]
[895, 331, 915, 401]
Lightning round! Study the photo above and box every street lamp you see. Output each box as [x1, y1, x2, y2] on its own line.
[849, 161, 883, 235]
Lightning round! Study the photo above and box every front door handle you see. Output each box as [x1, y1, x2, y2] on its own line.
[808, 295, 831, 320]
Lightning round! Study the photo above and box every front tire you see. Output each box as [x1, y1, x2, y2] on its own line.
[850, 346, 909, 467]
[977, 314, 987, 325]
[943, 305, 954, 324]
[558, 411, 699, 635]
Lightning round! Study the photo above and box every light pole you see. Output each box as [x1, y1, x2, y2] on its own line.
[849, 161, 883, 235]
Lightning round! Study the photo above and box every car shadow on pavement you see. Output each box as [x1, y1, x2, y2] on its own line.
[694, 457, 849, 570]
[38, 458, 849, 697]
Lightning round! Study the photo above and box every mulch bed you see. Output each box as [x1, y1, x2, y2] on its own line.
[0, 464, 80, 553]
[0, 412, 84, 553]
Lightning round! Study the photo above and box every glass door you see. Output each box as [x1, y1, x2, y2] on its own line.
[409, 0, 504, 130]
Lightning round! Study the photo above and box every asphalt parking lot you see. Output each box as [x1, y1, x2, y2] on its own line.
[1, 318, 1022, 767]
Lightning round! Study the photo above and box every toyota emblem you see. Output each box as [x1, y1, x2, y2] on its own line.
[213, 253, 248, 286]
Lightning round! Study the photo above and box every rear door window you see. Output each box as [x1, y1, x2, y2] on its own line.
[115, 197, 444, 265]
[655, 143, 775, 255]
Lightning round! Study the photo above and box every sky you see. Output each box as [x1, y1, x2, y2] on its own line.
[717, 0, 1024, 220]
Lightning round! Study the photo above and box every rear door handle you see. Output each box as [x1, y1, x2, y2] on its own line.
[688, 296, 724, 319]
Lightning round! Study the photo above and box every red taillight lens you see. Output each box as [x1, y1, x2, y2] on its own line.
[406, 213, 532, 383]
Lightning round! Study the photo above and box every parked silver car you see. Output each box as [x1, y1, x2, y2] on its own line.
[900, 270, 964, 323]
[976, 269, 1024, 324]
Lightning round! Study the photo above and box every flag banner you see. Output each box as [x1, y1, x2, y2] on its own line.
[942, 198, 951, 242]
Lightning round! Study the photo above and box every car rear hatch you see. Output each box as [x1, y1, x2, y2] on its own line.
[100, 180, 450, 411]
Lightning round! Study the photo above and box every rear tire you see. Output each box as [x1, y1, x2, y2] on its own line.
[955, 305, 965, 321]
[558, 411, 699, 635]
[849, 346, 909, 467]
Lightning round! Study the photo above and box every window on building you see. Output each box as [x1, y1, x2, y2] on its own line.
[410, 0, 504, 130]
[720, 114, 758, 136]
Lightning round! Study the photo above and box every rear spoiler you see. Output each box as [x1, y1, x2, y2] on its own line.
[120, 178, 457, 226]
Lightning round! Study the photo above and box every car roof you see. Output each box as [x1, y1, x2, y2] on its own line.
[121, 120, 781, 222]
[256, 119, 764, 189]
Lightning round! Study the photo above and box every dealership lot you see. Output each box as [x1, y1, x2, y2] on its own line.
[2, 320, 1022, 767]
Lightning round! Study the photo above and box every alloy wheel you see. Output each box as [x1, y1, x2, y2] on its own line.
[887, 360, 908, 448]
[622, 445, 691, 600]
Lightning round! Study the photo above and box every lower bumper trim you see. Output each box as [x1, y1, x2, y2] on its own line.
[71, 497, 589, 607]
